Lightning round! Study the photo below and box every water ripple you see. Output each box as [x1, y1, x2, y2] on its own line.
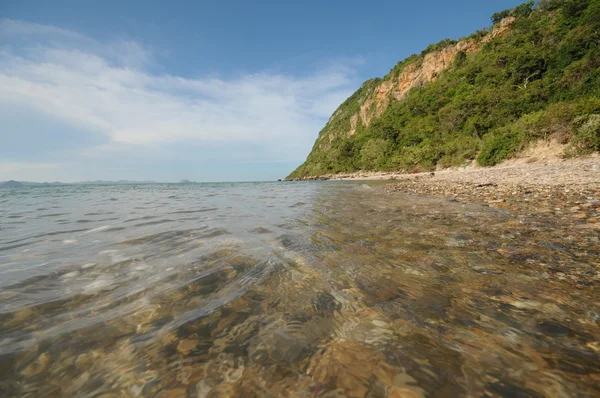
[0, 182, 598, 397]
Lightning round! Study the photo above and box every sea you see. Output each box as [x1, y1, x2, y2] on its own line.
[0, 182, 598, 397]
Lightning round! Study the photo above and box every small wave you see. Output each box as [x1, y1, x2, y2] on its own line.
[36, 228, 88, 237]
[120, 228, 228, 245]
[134, 219, 175, 227]
[169, 208, 218, 214]
[97, 217, 120, 222]
[104, 227, 125, 232]
[37, 213, 69, 218]
[0, 241, 38, 252]
[124, 215, 158, 223]
[59, 271, 81, 279]
[84, 225, 112, 234]
[82, 276, 114, 295]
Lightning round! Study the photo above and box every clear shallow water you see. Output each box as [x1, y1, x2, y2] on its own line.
[0, 182, 598, 397]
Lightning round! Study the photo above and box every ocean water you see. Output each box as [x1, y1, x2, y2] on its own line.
[0, 182, 599, 397]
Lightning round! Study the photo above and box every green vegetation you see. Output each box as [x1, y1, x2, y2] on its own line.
[288, 0, 600, 179]
[421, 39, 458, 56]
[567, 114, 600, 155]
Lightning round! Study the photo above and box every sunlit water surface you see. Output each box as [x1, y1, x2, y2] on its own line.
[0, 182, 598, 397]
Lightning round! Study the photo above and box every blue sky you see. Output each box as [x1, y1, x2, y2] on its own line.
[0, 0, 523, 182]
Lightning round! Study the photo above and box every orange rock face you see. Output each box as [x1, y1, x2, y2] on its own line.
[351, 17, 515, 135]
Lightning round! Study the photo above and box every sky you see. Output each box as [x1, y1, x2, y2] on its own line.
[0, 0, 524, 182]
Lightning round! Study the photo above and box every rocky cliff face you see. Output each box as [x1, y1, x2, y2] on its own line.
[319, 17, 515, 150]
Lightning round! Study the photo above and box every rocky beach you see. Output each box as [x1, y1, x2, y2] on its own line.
[299, 156, 600, 226]
[379, 157, 600, 221]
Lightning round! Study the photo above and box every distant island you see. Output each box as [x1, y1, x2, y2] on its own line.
[75, 180, 158, 185]
[0, 179, 214, 187]
[288, 0, 600, 180]
[0, 180, 159, 187]
[0, 180, 25, 188]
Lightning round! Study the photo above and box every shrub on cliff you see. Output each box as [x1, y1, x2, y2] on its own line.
[491, 1, 533, 24]
[359, 139, 391, 170]
[566, 114, 600, 155]
[477, 128, 526, 166]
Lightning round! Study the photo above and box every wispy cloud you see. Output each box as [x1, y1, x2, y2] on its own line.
[0, 19, 359, 172]
[0, 19, 84, 40]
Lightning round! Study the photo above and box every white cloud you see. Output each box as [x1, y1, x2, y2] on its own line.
[0, 19, 85, 40]
[0, 19, 358, 163]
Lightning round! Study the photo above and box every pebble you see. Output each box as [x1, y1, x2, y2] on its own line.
[21, 353, 50, 377]
[176, 339, 198, 355]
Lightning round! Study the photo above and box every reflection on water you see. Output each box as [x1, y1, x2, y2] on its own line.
[0, 182, 599, 397]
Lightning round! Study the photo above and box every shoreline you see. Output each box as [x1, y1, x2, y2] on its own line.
[297, 155, 600, 185]
[373, 156, 600, 233]
[294, 156, 600, 230]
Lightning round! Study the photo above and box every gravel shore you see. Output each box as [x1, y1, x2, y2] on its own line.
[324, 156, 598, 184]
[290, 156, 600, 231]
[375, 157, 600, 233]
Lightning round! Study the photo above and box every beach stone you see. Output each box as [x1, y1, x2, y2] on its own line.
[154, 388, 187, 398]
[21, 353, 50, 377]
[211, 312, 249, 338]
[577, 223, 600, 230]
[537, 321, 573, 337]
[210, 318, 260, 355]
[308, 341, 397, 398]
[388, 388, 423, 398]
[177, 339, 199, 355]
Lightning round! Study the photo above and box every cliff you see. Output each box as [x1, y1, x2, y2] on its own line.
[288, 0, 600, 180]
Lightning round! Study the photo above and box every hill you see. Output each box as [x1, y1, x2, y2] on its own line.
[288, 0, 600, 179]
[0, 180, 25, 188]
